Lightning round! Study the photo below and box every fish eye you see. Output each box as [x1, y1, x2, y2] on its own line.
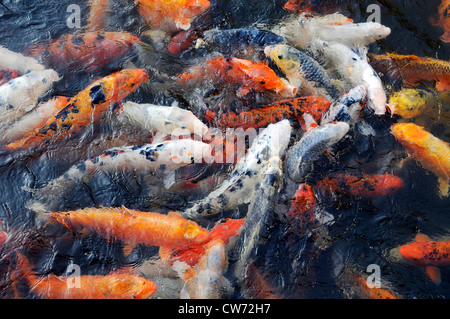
[278, 54, 284, 60]
[260, 80, 266, 85]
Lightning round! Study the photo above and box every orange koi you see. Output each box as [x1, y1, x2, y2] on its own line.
[391, 123, 450, 196]
[399, 234, 450, 285]
[0, 69, 20, 86]
[352, 273, 400, 299]
[160, 218, 245, 267]
[12, 251, 157, 299]
[177, 56, 297, 98]
[314, 173, 404, 198]
[205, 96, 331, 131]
[368, 53, 450, 92]
[5, 68, 149, 155]
[135, 0, 210, 33]
[26, 31, 140, 73]
[49, 207, 210, 256]
[430, 0, 450, 43]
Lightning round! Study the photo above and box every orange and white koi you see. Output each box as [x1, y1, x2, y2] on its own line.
[4, 68, 149, 155]
[391, 123, 450, 196]
[0, 45, 45, 74]
[135, 0, 211, 33]
[175, 238, 230, 299]
[0, 96, 70, 145]
[26, 31, 141, 73]
[12, 251, 157, 299]
[369, 53, 450, 92]
[0, 69, 60, 124]
[49, 207, 210, 256]
[177, 56, 297, 98]
[399, 234, 450, 285]
[430, 0, 450, 43]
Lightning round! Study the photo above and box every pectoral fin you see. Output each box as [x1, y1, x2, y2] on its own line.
[438, 177, 449, 197]
[426, 266, 441, 285]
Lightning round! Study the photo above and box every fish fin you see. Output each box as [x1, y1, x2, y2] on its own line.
[159, 246, 173, 262]
[78, 227, 92, 238]
[123, 242, 137, 257]
[415, 234, 431, 243]
[438, 178, 449, 197]
[426, 266, 441, 285]
[119, 206, 137, 217]
[303, 113, 318, 131]
[440, 32, 450, 43]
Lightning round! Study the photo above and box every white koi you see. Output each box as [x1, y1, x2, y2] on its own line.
[0, 45, 46, 74]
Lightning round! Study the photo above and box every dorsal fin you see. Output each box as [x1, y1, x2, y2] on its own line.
[415, 234, 431, 243]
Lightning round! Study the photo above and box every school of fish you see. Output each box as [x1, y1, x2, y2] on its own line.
[0, 0, 449, 300]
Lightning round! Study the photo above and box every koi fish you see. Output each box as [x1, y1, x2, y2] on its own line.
[0, 69, 20, 86]
[391, 123, 450, 196]
[272, 13, 391, 48]
[5, 68, 149, 155]
[0, 69, 60, 124]
[205, 95, 332, 131]
[26, 31, 141, 73]
[26, 139, 212, 213]
[399, 234, 450, 285]
[135, 0, 210, 33]
[264, 44, 340, 100]
[387, 88, 450, 120]
[49, 207, 210, 256]
[0, 96, 70, 145]
[314, 173, 404, 198]
[160, 218, 245, 267]
[234, 156, 283, 281]
[116, 101, 209, 141]
[368, 53, 450, 92]
[321, 85, 367, 125]
[12, 251, 157, 299]
[176, 238, 230, 299]
[286, 119, 350, 182]
[306, 40, 386, 115]
[240, 262, 282, 299]
[430, 0, 450, 43]
[182, 120, 292, 218]
[177, 56, 297, 98]
[0, 45, 45, 74]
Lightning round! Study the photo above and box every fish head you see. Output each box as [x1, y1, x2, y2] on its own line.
[106, 68, 149, 102]
[390, 123, 428, 147]
[325, 121, 350, 143]
[366, 22, 391, 42]
[264, 44, 297, 74]
[263, 119, 292, 156]
[181, 219, 210, 244]
[232, 57, 297, 97]
[288, 183, 317, 220]
[387, 89, 427, 118]
[105, 275, 157, 299]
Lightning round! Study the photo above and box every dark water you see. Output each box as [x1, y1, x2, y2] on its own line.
[0, 0, 449, 299]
